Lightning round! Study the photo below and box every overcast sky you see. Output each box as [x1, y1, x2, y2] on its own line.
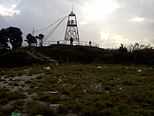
[0, 0, 154, 48]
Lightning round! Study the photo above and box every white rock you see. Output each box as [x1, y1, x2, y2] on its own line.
[97, 66, 102, 69]
[44, 66, 51, 70]
[57, 78, 62, 83]
[1, 76, 5, 80]
[105, 90, 110, 94]
[125, 67, 129, 69]
[83, 89, 87, 93]
[49, 104, 60, 110]
[137, 69, 142, 73]
[48, 91, 58, 94]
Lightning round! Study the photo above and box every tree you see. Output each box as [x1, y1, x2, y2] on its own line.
[0, 28, 9, 49]
[6, 27, 23, 49]
[36, 34, 44, 47]
[119, 44, 128, 53]
[127, 43, 153, 52]
[26, 33, 37, 47]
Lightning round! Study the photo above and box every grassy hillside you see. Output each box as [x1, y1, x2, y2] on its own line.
[0, 45, 154, 66]
[36, 45, 105, 64]
[0, 64, 154, 115]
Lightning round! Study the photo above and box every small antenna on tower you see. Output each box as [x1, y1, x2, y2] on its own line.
[72, 4, 74, 12]
[32, 27, 35, 36]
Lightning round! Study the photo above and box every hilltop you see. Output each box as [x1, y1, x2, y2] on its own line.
[0, 44, 154, 67]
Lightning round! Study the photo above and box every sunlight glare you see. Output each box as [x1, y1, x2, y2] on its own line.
[82, 0, 119, 22]
[129, 16, 145, 23]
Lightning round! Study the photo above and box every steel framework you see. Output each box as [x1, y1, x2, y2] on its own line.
[64, 11, 80, 42]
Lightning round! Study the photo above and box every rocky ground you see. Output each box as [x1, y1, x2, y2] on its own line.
[0, 64, 154, 116]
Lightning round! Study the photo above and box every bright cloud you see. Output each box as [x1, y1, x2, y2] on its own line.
[81, 0, 120, 22]
[129, 16, 145, 23]
[100, 32, 130, 48]
[0, 4, 20, 17]
[79, 21, 88, 25]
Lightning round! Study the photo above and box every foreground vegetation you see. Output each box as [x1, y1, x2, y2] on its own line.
[0, 64, 154, 116]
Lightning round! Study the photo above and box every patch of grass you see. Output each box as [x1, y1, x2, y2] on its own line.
[0, 88, 26, 105]
[1, 64, 154, 115]
[25, 100, 57, 116]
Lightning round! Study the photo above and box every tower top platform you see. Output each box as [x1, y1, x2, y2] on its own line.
[69, 11, 76, 16]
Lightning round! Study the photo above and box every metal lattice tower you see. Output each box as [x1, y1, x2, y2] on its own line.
[64, 10, 80, 43]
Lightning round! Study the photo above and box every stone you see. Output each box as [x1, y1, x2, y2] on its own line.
[97, 66, 102, 69]
[44, 66, 51, 70]
[137, 69, 142, 73]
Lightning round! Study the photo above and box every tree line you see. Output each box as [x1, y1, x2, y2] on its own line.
[0, 26, 44, 50]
